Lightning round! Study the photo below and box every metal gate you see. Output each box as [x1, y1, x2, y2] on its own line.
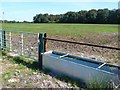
[0, 30, 46, 69]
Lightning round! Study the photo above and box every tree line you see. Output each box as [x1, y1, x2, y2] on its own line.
[0, 20, 31, 23]
[33, 8, 120, 24]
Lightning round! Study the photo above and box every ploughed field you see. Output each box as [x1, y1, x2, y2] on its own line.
[2, 23, 119, 65]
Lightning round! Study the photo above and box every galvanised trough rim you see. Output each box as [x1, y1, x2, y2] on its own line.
[43, 50, 120, 75]
[52, 50, 120, 69]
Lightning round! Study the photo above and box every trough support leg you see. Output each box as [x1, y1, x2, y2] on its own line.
[38, 33, 46, 70]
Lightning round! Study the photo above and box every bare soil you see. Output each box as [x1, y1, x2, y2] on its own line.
[47, 32, 119, 65]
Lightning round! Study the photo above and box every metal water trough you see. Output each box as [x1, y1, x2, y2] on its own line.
[42, 50, 120, 87]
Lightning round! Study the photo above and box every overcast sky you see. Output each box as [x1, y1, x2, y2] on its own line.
[0, 0, 119, 22]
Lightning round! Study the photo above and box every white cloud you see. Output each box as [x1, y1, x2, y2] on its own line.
[1, 0, 119, 2]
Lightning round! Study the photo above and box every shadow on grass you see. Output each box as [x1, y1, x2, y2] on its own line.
[12, 56, 40, 71]
[9, 56, 85, 88]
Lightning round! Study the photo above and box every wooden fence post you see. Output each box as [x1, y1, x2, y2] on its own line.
[43, 33, 47, 52]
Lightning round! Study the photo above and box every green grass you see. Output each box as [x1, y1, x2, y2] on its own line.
[1, 23, 118, 37]
[1, 53, 82, 88]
